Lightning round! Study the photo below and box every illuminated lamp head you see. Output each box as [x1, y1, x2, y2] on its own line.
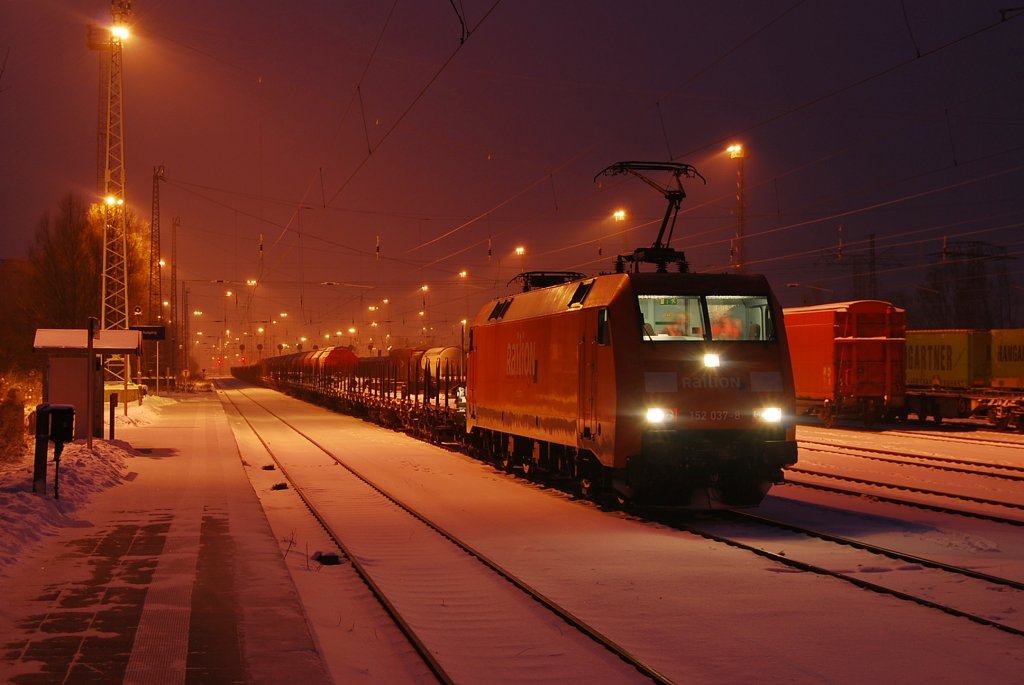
[646, 407, 668, 424]
[754, 407, 784, 423]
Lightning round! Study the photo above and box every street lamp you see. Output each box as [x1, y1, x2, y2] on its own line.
[727, 143, 746, 271]
[610, 209, 629, 254]
[515, 246, 526, 274]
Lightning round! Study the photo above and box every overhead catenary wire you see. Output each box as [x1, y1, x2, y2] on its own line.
[150, 4, 1023, 340]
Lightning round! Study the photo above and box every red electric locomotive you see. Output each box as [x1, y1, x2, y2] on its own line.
[465, 162, 797, 507]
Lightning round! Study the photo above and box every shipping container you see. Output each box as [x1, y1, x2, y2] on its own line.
[991, 329, 1024, 389]
[905, 329, 990, 388]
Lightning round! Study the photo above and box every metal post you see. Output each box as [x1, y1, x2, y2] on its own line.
[87, 317, 95, 449]
[109, 393, 117, 440]
[33, 404, 50, 495]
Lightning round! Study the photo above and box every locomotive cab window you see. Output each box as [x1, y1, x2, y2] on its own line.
[637, 294, 775, 342]
[707, 296, 773, 341]
[637, 295, 704, 340]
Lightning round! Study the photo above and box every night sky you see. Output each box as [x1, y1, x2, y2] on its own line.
[3, 1, 1023, 357]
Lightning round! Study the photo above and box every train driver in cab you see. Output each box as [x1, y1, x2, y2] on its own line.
[662, 311, 690, 337]
[713, 309, 742, 339]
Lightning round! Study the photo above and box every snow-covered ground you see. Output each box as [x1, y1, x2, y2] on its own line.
[2, 392, 1023, 683]
[0, 395, 174, 573]
[223, 387, 1024, 683]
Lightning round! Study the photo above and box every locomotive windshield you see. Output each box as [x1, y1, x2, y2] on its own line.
[638, 294, 774, 342]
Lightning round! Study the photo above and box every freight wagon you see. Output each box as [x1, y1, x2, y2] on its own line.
[903, 329, 989, 422]
[904, 328, 1024, 428]
[782, 300, 906, 428]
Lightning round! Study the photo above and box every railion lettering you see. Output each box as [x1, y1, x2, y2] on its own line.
[506, 335, 536, 378]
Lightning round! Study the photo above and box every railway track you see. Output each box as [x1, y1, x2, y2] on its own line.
[221, 387, 667, 685]
[790, 433, 1024, 524]
[780, 469, 1024, 526]
[799, 439, 1024, 480]
[654, 509, 1024, 637]
[886, 429, 1024, 448]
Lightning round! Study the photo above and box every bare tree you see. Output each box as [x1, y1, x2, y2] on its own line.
[0, 258, 35, 370]
[0, 193, 151, 371]
[26, 194, 104, 328]
[24, 192, 150, 329]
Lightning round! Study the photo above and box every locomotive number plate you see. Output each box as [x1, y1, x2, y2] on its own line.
[688, 410, 740, 421]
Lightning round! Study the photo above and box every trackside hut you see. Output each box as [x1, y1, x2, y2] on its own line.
[33, 328, 143, 439]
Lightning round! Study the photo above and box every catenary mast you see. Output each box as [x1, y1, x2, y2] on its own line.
[149, 165, 165, 382]
[99, 0, 133, 382]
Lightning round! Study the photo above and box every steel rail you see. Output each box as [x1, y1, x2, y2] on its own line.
[886, 429, 1024, 449]
[779, 477, 1024, 527]
[229, 386, 673, 685]
[786, 466, 1024, 511]
[724, 510, 1024, 592]
[219, 389, 455, 685]
[658, 513, 1024, 639]
[800, 438, 1024, 477]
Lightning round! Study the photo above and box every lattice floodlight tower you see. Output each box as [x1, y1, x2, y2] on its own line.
[96, 1, 133, 383]
[594, 161, 706, 273]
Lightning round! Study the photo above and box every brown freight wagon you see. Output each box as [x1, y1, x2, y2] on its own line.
[783, 300, 906, 427]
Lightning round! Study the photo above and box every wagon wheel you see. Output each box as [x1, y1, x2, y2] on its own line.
[498, 451, 515, 473]
[520, 459, 537, 480]
[862, 400, 878, 429]
[822, 402, 836, 428]
[956, 398, 970, 418]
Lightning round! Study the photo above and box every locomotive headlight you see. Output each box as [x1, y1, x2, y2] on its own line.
[703, 353, 720, 368]
[646, 407, 669, 424]
[754, 407, 783, 423]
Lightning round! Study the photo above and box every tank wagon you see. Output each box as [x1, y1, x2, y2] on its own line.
[783, 300, 906, 428]
[233, 160, 799, 507]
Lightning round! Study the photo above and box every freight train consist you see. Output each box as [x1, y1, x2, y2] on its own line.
[783, 300, 1024, 429]
[234, 161, 799, 507]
